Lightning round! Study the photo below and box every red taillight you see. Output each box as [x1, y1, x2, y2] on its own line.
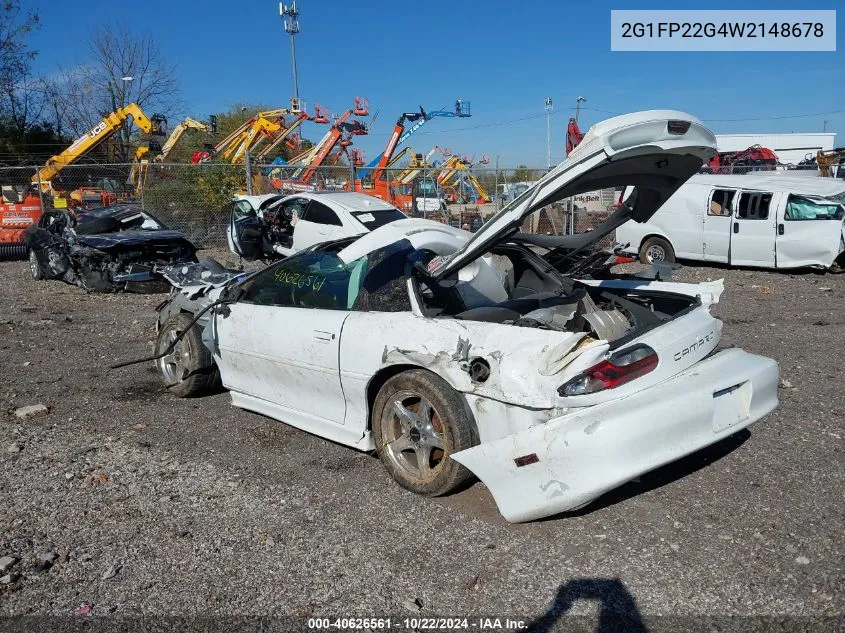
[614, 255, 636, 264]
[558, 344, 658, 396]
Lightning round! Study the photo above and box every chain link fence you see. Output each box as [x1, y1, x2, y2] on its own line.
[2, 161, 835, 256]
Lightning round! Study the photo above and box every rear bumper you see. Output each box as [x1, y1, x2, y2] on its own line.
[451, 348, 779, 523]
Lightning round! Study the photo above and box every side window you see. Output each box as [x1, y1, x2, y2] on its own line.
[238, 251, 363, 310]
[301, 200, 342, 226]
[785, 196, 844, 221]
[283, 198, 309, 223]
[736, 192, 772, 220]
[351, 241, 413, 312]
[232, 201, 255, 221]
[708, 189, 735, 217]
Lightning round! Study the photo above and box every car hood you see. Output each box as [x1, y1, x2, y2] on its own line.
[426, 110, 717, 279]
[76, 229, 194, 251]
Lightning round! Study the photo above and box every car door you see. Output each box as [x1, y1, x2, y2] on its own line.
[291, 199, 350, 251]
[702, 187, 735, 263]
[776, 195, 844, 269]
[213, 251, 355, 424]
[729, 190, 777, 268]
[227, 200, 264, 259]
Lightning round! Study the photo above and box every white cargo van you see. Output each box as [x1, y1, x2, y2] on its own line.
[616, 174, 845, 272]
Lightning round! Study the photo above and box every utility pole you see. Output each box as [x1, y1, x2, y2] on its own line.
[575, 96, 586, 125]
[544, 97, 553, 170]
[280, 1, 301, 102]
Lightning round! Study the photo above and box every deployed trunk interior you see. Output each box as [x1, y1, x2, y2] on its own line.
[416, 244, 699, 347]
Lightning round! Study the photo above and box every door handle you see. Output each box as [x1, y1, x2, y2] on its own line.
[733, 222, 739, 234]
[313, 330, 334, 342]
[778, 224, 785, 235]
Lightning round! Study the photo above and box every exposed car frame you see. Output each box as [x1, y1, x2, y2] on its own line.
[227, 191, 407, 261]
[25, 204, 197, 293]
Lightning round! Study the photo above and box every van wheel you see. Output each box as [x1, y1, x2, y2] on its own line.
[639, 237, 675, 265]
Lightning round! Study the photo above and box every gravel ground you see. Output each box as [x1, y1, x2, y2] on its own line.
[0, 256, 842, 631]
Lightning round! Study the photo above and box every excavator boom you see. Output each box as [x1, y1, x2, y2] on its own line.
[32, 103, 163, 191]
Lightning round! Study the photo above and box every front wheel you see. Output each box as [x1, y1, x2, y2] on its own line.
[28, 249, 45, 280]
[155, 313, 220, 398]
[639, 236, 675, 265]
[372, 369, 477, 497]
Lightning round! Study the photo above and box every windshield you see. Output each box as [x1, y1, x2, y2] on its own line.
[352, 208, 407, 231]
[417, 178, 438, 196]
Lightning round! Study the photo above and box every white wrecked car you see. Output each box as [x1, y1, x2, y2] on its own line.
[143, 111, 779, 522]
[227, 191, 407, 261]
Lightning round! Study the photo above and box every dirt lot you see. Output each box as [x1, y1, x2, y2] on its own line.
[0, 257, 842, 630]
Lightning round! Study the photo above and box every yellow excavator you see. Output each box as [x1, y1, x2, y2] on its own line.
[815, 148, 845, 177]
[130, 116, 216, 195]
[154, 116, 216, 162]
[32, 103, 165, 204]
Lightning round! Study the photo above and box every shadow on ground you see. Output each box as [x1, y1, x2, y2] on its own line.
[527, 578, 647, 633]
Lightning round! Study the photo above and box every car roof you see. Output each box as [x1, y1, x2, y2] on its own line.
[338, 218, 469, 264]
[233, 194, 280, 209]
[689, 173, 845, 196]
[299, 191, 399, 212]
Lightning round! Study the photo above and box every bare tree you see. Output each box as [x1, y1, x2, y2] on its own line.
[0, 1, 41, 129]
[53, 24, 182, 162]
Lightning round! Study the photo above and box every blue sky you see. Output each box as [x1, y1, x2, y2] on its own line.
[23, 0, 844, 166]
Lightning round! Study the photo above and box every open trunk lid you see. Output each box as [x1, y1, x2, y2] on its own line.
[427, 110, 717, 279]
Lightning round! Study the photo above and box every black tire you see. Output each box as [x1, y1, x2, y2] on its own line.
[28, 249, 45, 280]
[155, 313, 220, 398]
[372, 369, 478, 497]
[639, 236, 675, 265]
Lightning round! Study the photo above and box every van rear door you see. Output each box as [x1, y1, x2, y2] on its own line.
[729, 190, 777, 268]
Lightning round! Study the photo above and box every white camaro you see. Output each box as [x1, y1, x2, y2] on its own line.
[150, 111, 779, 522]
[226, 191, 408, 260]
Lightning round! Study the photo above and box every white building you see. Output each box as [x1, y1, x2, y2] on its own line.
[715, 133, 837, 166]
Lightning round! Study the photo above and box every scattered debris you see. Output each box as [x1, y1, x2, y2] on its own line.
[39, 552, 58, 565]
[75, 603, 93, 616]
[0, 573, 18, 585]
[818, 287, 832, 292]
[13, 404, 48, 419]
[90, 473, 109, 485]
[779, 379, 794, 389]
[795, 556, 810, 565]
[102, 564, 120, 580]
[0, 556, 17, 573]
[7, 443, 22, 454]
[402, 598, 424, 612]
[751, 284, 773, 294]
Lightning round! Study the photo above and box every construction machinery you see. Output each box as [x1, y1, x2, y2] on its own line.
[707, 145, 779, 174]
[155, 116, 216, 162]
[192, 102, 324, 164]
[2, 103, 164, 258]
[272, 101, 369, 192]
[813, 148, 845, 178]
[355, 99, 471, 183]
[566, 118, 584, 155]
[32, 103, 165, 198]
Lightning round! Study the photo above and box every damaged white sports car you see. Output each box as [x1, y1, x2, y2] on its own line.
[141, 111, 779, 522]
